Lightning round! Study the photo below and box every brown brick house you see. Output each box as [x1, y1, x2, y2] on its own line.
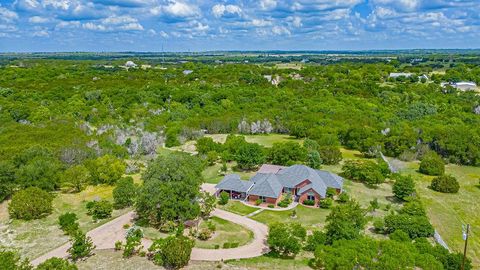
[215, 164, 344, 207]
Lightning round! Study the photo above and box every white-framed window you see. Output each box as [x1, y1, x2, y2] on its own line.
[307, 195, 315, 201]
[259, 196, 267, 202]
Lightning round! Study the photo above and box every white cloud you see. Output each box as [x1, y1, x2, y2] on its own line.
[212, 4, 241, 18]
[32, 29, 49, 37]
[163, 1, 199, 18]
[272, 25, 290, 35]
[0, 7, 19, 23]
[259, 0, 277, 10]
[28, 16, 50, 23]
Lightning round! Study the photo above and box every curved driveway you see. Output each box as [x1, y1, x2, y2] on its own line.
[31, 209, 268, 265]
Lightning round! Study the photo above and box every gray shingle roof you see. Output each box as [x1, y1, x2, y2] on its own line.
[277, 164, 322, 188]
[215, 174, 253, 193]
[316, 170, 344, 190]
[248, 173, 283, 198]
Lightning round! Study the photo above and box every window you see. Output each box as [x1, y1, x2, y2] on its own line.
[259, 196, 266, 202]
[307, 195, 315, 201]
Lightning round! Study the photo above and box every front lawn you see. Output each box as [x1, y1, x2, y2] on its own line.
[195, 216, 254, 249]
[218, 201, 258, 216]
[251, 205, 330, 230]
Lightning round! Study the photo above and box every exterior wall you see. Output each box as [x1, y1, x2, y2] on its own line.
[298, 189, 321, 207]
[248, 195, 281, 205]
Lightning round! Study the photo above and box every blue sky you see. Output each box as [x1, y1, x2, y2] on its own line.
[0, 0, 479, 52]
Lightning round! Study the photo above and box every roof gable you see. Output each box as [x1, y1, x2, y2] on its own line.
[215, 174, 253, 193]
[248, 173, 283, 198]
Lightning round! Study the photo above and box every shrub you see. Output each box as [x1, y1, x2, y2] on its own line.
[319, 198, 333, 209]
[373, 219, 385, 233]
[342, 160, 387, 186]
[384, 214, 434, 239]
[218, 191, 229, 205]
[115, 241, 123, 251]
[206, 221, 216, 231]
[326, 188, 336, 198]
[431, 175, 460, 193]
[304, 230, 326, 251]
[36, 257, 77, 270]
[197, 228, 213, 240]
[0, 249, 32, 270]
[159, 221, 176, 233]
[255, 199, 262, 206]
[278, 193, 292, 208]
[149, 235, 194, 269]
[86, 200, 113, 220]
[389, 229, 411, 242]
[68, 231, 95, 261]
[268, 204, 275, 208]
[419, 152, 445, 176]
[8, 187, 53, 220]
[318, 146, 342, 165]
[337, 192, 349, 203]
[113, 177, 137, 209]
[302, 199, 315, 206]
[392, 174, 415, 200]
[58, 212, 79, 236]
[369, 198, 379, 212]
[123, 227, 143, 258]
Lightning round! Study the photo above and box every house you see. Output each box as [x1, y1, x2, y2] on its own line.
[215, 164, 343, 207]
[389, 72, 412, 78]
[441, 81, 477, 91]
[125, 61, 137, 68]
[183, 69, 193, 75]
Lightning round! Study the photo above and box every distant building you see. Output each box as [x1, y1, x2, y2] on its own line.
[441, 81, 477, 91]
[263, 75, 281, 86]
[183, 69, 193, 75]
[125, 61, 137, 68]
[389, 72, 412, 78]
[141, 64, 151, 70]
[418, 74, 429, 81]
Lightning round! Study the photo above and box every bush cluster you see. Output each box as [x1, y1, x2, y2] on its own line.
[8, 187, 53, 220]
[431, 174, 460, 193]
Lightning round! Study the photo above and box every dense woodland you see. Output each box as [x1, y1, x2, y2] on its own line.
[0, 53, 479, 269]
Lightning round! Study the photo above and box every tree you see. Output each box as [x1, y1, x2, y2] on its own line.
[58, 212, 79, 236]
[15, 157, 61, 191]
[419, 152, 445, 176]
[0, 249, 32, 270]
[267, 222, 306, 257]
[86, 155, 126, 185]
[392, 174, 415, 200]
[86, 200, 113, 220]
[136, 153, 204, 225]
[36, 257, 77, 270]
[68, 231, 95, 261]
[234, 142, 265, 170]
[304, 230, 326, 251]
[195, 137, 222, 155]
[307, 150, 322, 169]
[8, 187, 53, 220]
[369, 198, 379, 212]
[431, 175, 460, 193]
[223, 134, 247, 161]
[218, 191, 229, 205]
[61, 165, 90, 193]
[318, 146, 342, 165]
[199, 191, 216, 218]
[342, 160, 387, 186]
[122, 227, 144, 258]
[389, 229, 411, 242]
[267, 142, 307, 166]
[0, 161, 16, 202]
[325, 200, 366, 244]
[149, 235, 194, 269]
[384, 214, 434, 239]
[113, 176, 137, 209]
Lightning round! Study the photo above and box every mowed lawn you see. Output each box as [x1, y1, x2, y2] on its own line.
[218, 201, 258, 216]
[251, 205, 330, 230]
[396, 160, 480, 268]
[0, 184, 130, 260]
[195, 216, 254, 249]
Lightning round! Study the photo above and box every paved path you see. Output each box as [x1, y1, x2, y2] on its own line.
[31, 209, 268, 265]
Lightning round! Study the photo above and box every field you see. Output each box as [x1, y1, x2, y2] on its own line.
[394, 159, 480, 267]
[0, 184, 130, 260]
[195, 216, 254, 249]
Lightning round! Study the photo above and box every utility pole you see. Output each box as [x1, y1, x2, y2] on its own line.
[462, 224, 470, 270]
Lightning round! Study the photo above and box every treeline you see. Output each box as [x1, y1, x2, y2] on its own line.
[1, 60, 480, 166]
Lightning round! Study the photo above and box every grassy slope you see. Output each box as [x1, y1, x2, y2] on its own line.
[195, 216, 254, 249]
[395, 160, 480, 267]
[218, 201, 258, 216]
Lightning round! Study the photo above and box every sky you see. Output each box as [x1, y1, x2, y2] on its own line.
[0, 0, 479, 52]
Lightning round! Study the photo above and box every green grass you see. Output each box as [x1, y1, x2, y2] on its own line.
[218, 201, 258, 216]
[202, 162, 257, 184]
[227, 252, 311, 270]
[205, 133, 303, 148]
[0, 184, 130, 260]
[251, 205, 330, 230]
[396, 160, 480, 268]
[195, 216, 254, 249]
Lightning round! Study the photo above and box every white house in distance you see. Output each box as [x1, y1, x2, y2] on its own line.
[125, 61, 137, 68]
[389, 72, 412, 78]
[441, 81, 477, 91]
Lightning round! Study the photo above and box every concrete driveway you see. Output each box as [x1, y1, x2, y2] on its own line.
[31, 209, 268, 265]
